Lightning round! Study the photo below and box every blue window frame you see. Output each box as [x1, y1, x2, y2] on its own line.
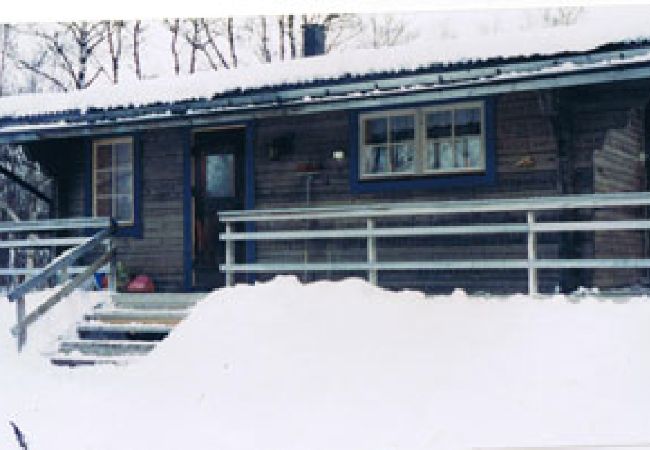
[85, 135, 142, 238]
[350, 98, 496, 193]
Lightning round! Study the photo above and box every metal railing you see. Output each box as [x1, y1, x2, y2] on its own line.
[219, 191, 650, 293]
[2, 217, 115, 351]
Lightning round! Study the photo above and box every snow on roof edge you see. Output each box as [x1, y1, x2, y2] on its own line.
[3, 20, 650, 122]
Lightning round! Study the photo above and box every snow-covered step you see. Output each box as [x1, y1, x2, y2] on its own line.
[50, 354, 133, 367]
[49, 292, 203, 367]
[58, 339, 156, 357]
[111, 293, 205, 310]
[77, 322, 173, 341]
[84, 309, 188, 325]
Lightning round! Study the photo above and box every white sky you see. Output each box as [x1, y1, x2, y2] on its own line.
[5, 0, 650, 22]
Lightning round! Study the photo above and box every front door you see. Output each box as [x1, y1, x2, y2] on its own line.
[193, 128, 245, 290]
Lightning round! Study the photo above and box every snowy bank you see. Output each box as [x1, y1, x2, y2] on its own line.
[2, 277, 650, 450]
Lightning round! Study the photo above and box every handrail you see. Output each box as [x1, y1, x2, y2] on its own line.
[219, 191, 650, 222]
[0, 217, 111, 233]
[7, 227, 111, 302]
[7, 220, 116, 351]
[218, 191, 650, 294]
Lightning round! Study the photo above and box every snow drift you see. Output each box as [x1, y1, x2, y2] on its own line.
[2, 276, 650, 450]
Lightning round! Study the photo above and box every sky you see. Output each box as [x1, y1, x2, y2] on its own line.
[5, 0, 650, 22]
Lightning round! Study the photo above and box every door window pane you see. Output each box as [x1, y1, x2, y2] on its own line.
[206, 154, 234, 197]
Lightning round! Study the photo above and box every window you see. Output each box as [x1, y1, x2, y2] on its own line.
[359, 102, 485, 179]
[93, 137, 135, 225]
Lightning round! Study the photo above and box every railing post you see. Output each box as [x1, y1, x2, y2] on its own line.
[225, 222, 234, 287]
[366, 218, 377, 285]
[527, 211, 538, 295]
[15, 296, 26, 352]
[107, 238, 117, 293]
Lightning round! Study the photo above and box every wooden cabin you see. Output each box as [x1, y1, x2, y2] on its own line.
[2, 28, 650, 295]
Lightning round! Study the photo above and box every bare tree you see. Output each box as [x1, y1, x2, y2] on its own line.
[132, 20, 143, 80]
[287, 15, 296, 59]
[259, 16, 271, 63]
[13, 22, 106, 91]
[164, 19, 181, 75]
[278, 15, 285, 60]
[226, 17, 237, 68]
[301, 14, 363, 52]
[363, 15, 418, 49]
[105, 20, 125, 84]
[0, 24, 14, 96]
[200, 19, 231, 69]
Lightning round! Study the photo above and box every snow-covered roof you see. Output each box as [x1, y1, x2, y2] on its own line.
[2, 13, 650, 125]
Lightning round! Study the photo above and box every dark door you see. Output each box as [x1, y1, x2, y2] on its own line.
[193, 128, 245, 290]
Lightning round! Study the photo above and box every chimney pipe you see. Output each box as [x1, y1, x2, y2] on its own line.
[302, 24, 326, 57]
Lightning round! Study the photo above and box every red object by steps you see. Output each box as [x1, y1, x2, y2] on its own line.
[126, 275, 155, 293]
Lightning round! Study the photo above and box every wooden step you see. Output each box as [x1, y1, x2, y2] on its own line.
[50, 354, 132, 367]
[58, 339, 156, 357]
[84, 309, 188, 325]
[111, 293, 205, 310]
[77, 322, 172, 341]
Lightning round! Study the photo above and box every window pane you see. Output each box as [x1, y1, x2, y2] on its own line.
[206, 154, 234, 197]
[364, 118, 388, 145]
[426, 142, 438, 170]
[115, 143, 133, 169]
[95, 145, 112, 170]
[95, 172, 112, 196]
[391, 143, 414, 173]
[439, 141, 454, 169]
[426, 111, 452, 138]
[455, 139, 467, 168]
[454, 108, 481, 136]
[115, 196, 134, 222]
[390, 115, 415, 142]
[116, 171, 133, 196]
[95, 198, 111, 217]
[467, 137, 482, 168]
[364, 146, 389, 174]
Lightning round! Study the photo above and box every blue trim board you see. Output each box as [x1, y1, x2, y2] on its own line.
[83, 133, 143, 238]
[349, 97, 497, 194]
[182, 128, 193, 291]
[244, 121, 257, 284]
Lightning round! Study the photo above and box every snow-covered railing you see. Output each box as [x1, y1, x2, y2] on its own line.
[219, 191, 650, 293]
[2, 217, 116, 351]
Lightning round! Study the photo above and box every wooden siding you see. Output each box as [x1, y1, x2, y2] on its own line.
[112, 129, 185, 291]
[592, 107, 646, 287]
[253, 92, 565, 293]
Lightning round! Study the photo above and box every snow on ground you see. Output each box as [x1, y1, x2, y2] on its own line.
[3, 7, 650, 119]
[2, 276, 650, 450]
